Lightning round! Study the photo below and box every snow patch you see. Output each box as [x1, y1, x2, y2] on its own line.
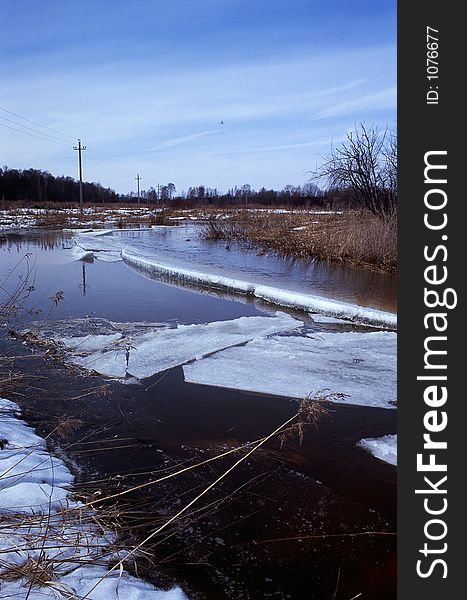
[0, 397, 189, 599]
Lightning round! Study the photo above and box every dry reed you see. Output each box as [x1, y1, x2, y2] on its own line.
[202, 209, 397, 273]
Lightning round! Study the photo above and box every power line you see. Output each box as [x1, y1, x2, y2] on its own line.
[0, 105, 74, 142]
[0, 121, 70, 147]
[86, 149, 135, 178]
[0, 114, 74, 146]
[0, 106, 141, 192]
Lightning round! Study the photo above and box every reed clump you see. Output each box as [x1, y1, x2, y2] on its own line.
[202, 209, 397, 273]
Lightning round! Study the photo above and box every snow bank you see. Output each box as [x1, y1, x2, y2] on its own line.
[358, 434, 397, 465]
[0, 397, 189, 599]
[183, 331, 397, 409]
[122, 249, 397, 329]
[0, 398, 73, 513]
[45, 313, 302, 380]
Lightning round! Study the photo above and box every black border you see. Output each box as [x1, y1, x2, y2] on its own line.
[398, 3, 463, 597]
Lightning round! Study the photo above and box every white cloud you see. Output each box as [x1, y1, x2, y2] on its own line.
[310, 87, 397, 120]
[147, 129, 222, 151]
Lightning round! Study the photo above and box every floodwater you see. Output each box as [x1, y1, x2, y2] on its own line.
[80, 223, 397, 313]
[0, 226, 397, 599]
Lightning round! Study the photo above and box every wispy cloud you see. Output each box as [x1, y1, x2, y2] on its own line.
[310, 87, 396, 120]
[215, 137, 345, 156]
[147, 129, 222, 151]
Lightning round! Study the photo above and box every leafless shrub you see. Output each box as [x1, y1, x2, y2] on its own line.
[313, 123, 397, 217]
[203, 217, 233, 240]
[278, 394, 331, 447]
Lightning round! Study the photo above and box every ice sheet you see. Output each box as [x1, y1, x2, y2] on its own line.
[122, 249, 397, 329]
[358, 434, 397, 465]
[47, 313, 302, 379]
[183, 331, 396, 409]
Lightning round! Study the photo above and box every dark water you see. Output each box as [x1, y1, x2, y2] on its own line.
[0, 228, 397, 599]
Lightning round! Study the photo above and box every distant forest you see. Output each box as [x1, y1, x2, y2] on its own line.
[0, 167, 119, 205]
[0, 166, 351, 208]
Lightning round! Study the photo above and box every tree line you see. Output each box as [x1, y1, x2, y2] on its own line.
[0, 167, 330, 208]
[2, 125, 397, 216]
[0, 167, 119, 204]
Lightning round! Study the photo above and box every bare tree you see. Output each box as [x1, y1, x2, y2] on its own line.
[167, 182, 176, 200]
[314, 124, 397, 217]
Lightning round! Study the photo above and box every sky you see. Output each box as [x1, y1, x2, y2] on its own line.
[0, 0, 396, 195]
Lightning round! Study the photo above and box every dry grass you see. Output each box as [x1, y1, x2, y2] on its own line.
[0, 555, 57, 587]
[202, 209, 397, 273]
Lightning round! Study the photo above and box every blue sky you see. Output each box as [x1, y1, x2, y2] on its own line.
[0, 0, 396, 195]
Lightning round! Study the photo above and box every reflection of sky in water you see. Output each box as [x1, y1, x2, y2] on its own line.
[118, 224, 396, 312]
[0, 225, 396, 326]
[0, 230, 264, 326]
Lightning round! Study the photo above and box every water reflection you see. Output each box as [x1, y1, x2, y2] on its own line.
[0, 232, 264, 326]
[126, 225, 397, 312]
[0, 226, 397, 314]
[0, 229, 72, 251]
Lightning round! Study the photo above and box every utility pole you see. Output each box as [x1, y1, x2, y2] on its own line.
[157, 183, 160, 206]
[135, 174, 141, 204]
[73, 139, 86, 213]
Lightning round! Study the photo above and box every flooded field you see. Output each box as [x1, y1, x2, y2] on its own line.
[0, 225, 397, 599]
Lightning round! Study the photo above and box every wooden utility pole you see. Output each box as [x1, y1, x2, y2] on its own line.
[73, 139, 86, 213]
[135, 174, 141, 204]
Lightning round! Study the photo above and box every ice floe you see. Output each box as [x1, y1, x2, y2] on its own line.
[71, 246, 95, 262]
[73, 230, 123, 262]
[36, 313, 302, 380]
[358, 434, 397, 465]
[122, 249, 397, 329]
[183, 331, 397, 409]
[0, 397, 189, 599]
[66, 229, 397, 328]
